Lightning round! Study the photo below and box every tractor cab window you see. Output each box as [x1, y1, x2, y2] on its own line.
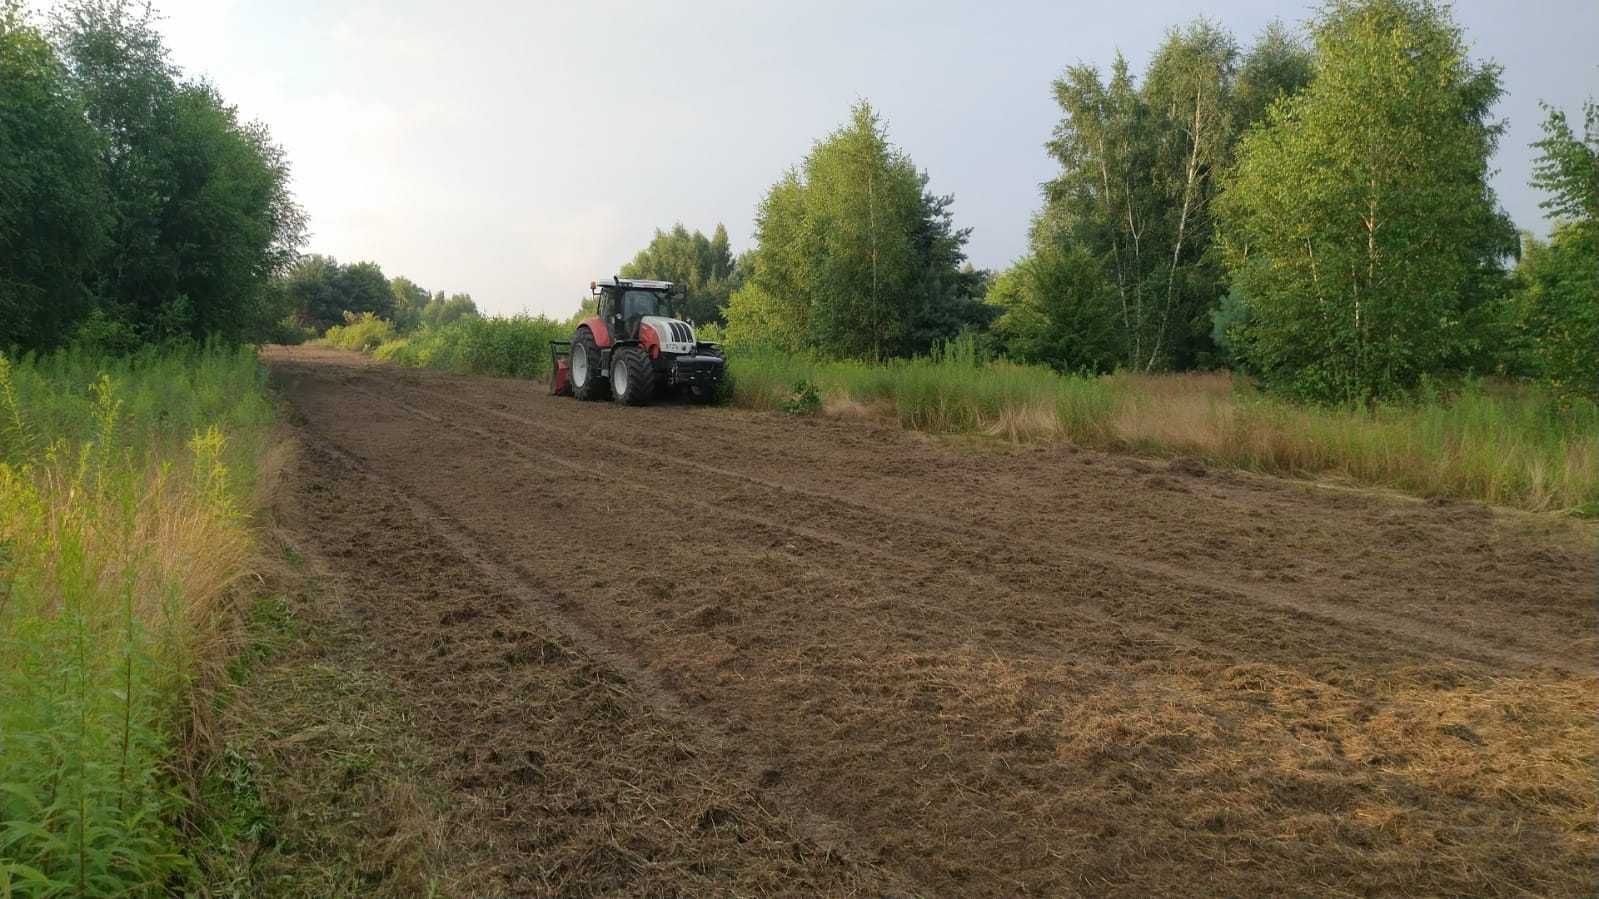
[620, 290, 668, 321]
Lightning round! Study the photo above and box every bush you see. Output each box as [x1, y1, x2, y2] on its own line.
[781, 380, 822, 415]
[321, 312, 396, 352]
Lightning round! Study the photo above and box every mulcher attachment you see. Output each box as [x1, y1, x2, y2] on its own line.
[549, 340, 573, 396]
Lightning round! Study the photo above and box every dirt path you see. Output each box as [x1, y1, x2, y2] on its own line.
[265, 345, 1598, 898]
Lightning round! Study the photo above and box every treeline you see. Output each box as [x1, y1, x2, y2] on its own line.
[0, 1, 481, 353]
[621, 1, 1594, 404]
[1, 1, 303, 351]
[275, 255, 479, 338]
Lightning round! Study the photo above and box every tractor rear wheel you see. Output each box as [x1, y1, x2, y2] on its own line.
[611, 346, 655, 406]
[570, 328, 607, 401]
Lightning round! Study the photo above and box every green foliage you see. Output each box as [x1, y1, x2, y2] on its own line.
[0, 343, 273, 895]
[275, 255, 394, 334]
[987, 246, 1122, 374]
[321, 311, 397, 352]
[619, 223, 741, 324]
[52, 0, 304, 346]
[417, 291, 479, 330]
[1019, 20, 1311, 373]
[1233, 21, 1315, 130]
[1509, 226, 1598, 401]
[0, 1, 303, 351]
[365, 315, 567, 380]
[388, 276, 430, 332]
[1513, 101, 1599, 401]
[1218, 0, 1514, 403]
[726, 101, 985, 358]
[1208, 287, 1253, 371]
[781, 380, 822, 415]
[1531, 100, 1599, 224]
[0, 12, 107, 352]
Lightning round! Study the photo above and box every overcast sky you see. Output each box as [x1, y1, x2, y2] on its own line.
[110, 1, 1599, 317]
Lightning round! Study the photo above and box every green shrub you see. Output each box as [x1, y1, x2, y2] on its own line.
[781, 380, 822, 415]
[321, 312, 396, 352]
[334, 314, 569, 381]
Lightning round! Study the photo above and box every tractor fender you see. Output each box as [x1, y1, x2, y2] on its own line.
[580, 316, 611, 347]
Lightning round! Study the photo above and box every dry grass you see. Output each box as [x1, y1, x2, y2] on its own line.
[197, 563, 454, 898]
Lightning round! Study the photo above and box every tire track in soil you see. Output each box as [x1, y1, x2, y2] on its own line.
[284, 420, 925, 897]
[469, 380, 1594, 665]
[393, 380, 1584, 676]
[266, 346, 1599, 898]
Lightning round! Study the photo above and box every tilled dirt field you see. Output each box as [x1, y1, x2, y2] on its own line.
[264, 345, 1597, 897]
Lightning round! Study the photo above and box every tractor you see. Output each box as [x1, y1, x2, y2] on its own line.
[549, 277, 726, 405]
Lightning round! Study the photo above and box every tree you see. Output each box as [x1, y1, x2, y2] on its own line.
[0, 6, 107, 350]
[389, 275, 430, 332]
[1531, 101, 1599, 225]
[419, 291, 478, 329]
[47, 0, 304, 344]
[1138, 21, 1238, 369]
[618, 223, 740, 324]
[1218, 0, 1512, 403]
[988, 246, 1121, 373]
[1233, 21, 1315, 130]
[726, 101, 977, 357]
[1511, 101, 1599, 399]
[276, 255, 393, 332]
[1023, 21, 1308, 373]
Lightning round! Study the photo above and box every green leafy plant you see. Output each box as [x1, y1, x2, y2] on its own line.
[781, 380, 822, 416]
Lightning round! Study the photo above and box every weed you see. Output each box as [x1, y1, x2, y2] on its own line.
[782, 380, 822, 416]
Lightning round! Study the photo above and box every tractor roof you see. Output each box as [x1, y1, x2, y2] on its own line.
[593, 276, 673, 291]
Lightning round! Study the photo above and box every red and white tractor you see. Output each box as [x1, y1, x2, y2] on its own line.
[549, 277, 727, 405]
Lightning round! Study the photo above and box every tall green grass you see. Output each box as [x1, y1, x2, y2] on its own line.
[729, 337, 1599, 515]
[325, 315, 569, 380]
[0, 343, 274, 895]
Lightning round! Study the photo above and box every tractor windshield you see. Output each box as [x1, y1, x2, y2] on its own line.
[620, 289, 672, 321]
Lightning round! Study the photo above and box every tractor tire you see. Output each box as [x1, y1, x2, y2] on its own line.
[570, 328, 607, 401]
[610, 346, 655, 406]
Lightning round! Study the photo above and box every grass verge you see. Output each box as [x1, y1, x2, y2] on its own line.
[729, 339, 1599, 516]
[0, 343, 277, 894]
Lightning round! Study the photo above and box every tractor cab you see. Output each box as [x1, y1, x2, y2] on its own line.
[595, 279, 678, 342]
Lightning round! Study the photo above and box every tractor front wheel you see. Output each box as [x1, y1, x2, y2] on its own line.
[611, 346, 656, 406]
[570, 328, 607, 401]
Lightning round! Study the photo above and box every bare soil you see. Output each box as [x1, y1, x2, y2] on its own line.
[263, 345, 1598, 898]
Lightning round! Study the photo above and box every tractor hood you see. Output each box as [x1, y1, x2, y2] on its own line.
[642, 316, 697, 355]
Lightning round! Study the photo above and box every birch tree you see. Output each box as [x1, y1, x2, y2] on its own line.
[1218, 0, 1509, 403]
[1020, 22, 1308, 373]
